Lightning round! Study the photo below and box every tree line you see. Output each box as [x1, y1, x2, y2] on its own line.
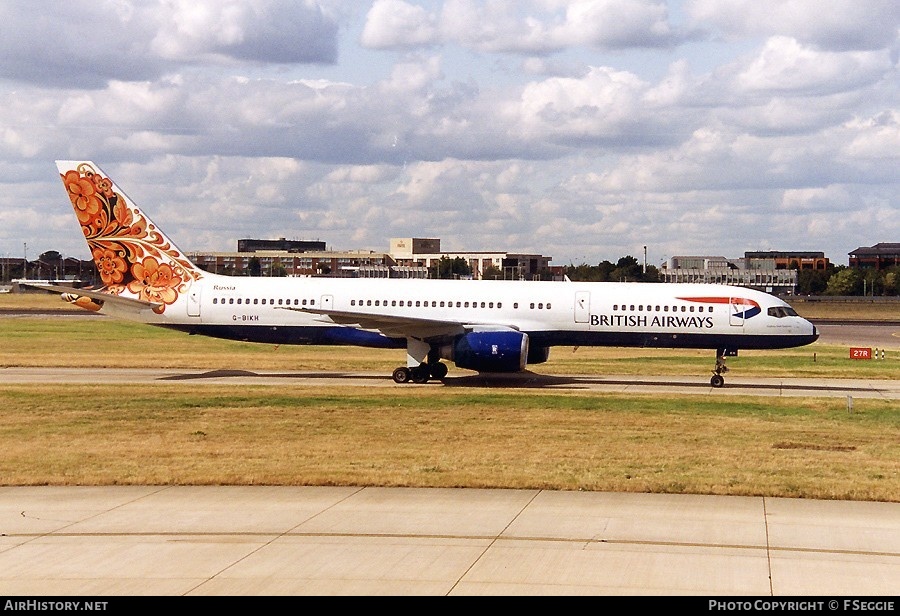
[795, 265, 899, 296]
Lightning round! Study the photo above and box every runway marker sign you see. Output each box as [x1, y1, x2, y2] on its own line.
[850, 347, 871, 359]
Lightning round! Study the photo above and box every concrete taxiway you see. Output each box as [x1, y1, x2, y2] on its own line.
[0, 485, 898, 596]
[3, 366, 899, 399]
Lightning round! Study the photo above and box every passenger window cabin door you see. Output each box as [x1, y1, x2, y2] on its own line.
[187, 284, 201, 317]
[729, 297, 745, 327]
[574, 291, 590, 324]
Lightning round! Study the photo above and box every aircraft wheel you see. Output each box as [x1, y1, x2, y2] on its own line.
[392, 367, 411, 384]
[429, 362, 448, 380]
[710, 374, 725, 388]
[411, 366, 430, 384]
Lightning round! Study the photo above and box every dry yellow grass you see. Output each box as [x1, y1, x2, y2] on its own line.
[786, 296, 900, 321]
[0, 292, 87, 311]
[1, 384, 897, 501]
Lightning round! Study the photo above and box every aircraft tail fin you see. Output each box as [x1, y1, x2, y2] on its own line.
[56, 161, 205, 314]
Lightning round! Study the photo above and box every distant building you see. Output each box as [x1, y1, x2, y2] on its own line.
[849, 243, 900, 270]
[659, 267, 798, 293]
[662, 254, 797, 293]
[744, 251, 829, 271]
[1, 256, 95, 285]
[237, 238, 326, 253]
[667, 256, 732, 270]
[390, 238, 552, 280]
[389, 238, 442, 259]
[186, 249, 399, 278]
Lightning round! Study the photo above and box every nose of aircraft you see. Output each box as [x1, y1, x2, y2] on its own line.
[803, 318, 819, 343]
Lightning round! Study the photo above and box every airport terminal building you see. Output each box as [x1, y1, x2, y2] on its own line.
[389, 238, 551, 280]
[658, 252, 821, 294]
[183, 237, 551, 280]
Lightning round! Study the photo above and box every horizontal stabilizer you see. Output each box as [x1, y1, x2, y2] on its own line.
[21, 283, 164, 311]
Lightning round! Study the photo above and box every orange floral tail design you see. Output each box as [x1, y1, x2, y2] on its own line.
[56, 161, 204, 314]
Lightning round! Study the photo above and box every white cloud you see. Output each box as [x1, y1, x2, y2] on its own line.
[152, 0, 339, 63]
[360, 0, 686, 54]
[0, 0, 339, 88]
[736, 36, 892, 95]
[0, 0, 895, 267]
[686, 0, 900, 50]
[515, 66, 650, 139]
[842, 111, 900, 160]
[361, 0, 439, 49]
[559, 0, 678, 49]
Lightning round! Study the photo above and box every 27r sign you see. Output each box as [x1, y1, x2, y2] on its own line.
[850, 347, 871, 359]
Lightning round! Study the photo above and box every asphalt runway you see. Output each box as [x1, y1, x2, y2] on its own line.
[813, 321, 900, 348]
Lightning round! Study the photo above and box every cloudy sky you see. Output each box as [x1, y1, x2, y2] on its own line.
[1, 0, 897, 269]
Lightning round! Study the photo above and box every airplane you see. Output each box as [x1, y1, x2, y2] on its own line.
[32, 160, 819, 388]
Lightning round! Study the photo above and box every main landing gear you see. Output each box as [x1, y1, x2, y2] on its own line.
[710, 348, 733, 388]
[392, 362, 448, 384]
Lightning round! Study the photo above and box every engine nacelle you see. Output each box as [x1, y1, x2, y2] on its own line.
[451, 330, 529, 373]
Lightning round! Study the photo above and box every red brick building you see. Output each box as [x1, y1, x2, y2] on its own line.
[849, 243, 900, 270]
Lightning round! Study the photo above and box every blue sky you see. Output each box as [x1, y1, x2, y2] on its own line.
[0, 0, 896, 268]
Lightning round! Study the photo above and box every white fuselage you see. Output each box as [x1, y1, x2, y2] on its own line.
[110, 274, 818, 354]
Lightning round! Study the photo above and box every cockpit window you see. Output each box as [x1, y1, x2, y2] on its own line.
[768, 306, 799, 318]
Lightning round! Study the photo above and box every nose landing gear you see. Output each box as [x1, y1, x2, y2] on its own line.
[710, 372, 726, 388]
[710, 347, 736, 388]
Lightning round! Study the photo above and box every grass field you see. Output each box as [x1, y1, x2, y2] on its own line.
[1, 383, 897, 502]
[1, 291, 898, 501]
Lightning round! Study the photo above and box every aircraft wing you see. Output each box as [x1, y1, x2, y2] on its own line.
[21, 283, 164, 311]
[278, 305, 517, 340]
